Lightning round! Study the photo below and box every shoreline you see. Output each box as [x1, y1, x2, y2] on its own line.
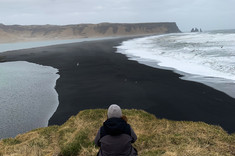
[1, 37, 235, 133]
[0, 61, 59, 139]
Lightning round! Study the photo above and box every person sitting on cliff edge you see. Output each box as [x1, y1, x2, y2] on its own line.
[94, 104, 138, 156]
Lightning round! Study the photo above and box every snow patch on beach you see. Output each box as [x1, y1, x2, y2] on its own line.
[0, 61, 59, 139]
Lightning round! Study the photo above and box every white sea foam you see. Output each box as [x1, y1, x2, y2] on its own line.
[0, 61, 59, 138]
[117, 30, 235, 98]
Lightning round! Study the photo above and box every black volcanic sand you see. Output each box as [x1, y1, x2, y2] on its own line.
[1, 38, 235, 133]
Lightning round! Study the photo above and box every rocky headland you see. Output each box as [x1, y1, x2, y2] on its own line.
[0, 22, 181, 43]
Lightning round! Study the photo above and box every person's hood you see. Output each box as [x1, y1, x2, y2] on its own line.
[103, 118, 129, 136]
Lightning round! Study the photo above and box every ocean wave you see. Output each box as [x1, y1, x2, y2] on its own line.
[117, 31, 235, 98]
[117, 32, 235, 81]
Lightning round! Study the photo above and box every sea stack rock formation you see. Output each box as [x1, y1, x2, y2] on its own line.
[191, 27, 202, 32]
[0, 22, 181, 43]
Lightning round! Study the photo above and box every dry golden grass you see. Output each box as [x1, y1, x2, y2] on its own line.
[0, 109, 234, 156]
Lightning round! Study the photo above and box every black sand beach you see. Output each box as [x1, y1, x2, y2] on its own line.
[1, 38, 235, 133]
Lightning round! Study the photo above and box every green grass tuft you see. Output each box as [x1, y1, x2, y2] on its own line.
[60, 130, 93, 156]
[39, 125, 59, 138]
[141, 150, 166, 156]
[2, 138, 21, 145]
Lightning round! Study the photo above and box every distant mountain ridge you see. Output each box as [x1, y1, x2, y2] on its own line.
[0, 22, 181, 43]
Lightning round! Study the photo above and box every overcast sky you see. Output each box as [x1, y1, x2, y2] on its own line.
[0, 0, 234, 31]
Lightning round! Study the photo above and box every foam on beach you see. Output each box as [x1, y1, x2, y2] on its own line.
[0, 61, 59, 139]
[117, 31, 235, 98]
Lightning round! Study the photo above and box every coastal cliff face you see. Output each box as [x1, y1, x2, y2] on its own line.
[0, 22, 181, 43]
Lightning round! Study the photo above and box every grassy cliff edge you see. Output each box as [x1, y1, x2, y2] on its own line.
[0, 109, 235, 156]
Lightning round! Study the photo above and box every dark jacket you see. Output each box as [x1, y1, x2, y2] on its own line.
[94, 118, 137, 156]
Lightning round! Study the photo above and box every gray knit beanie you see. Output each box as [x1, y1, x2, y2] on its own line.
[107, 104, 122, 119]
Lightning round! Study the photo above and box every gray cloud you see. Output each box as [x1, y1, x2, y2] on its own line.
[0, 0, 234, 31]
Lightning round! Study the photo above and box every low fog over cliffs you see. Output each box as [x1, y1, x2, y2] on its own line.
[0, 22, 181, 43]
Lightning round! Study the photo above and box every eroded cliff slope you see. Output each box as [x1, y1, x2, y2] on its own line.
[0, 22, 181, 43]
